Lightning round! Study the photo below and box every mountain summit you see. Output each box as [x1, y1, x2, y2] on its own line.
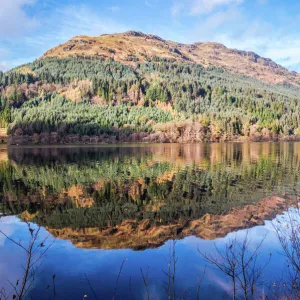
[42, 31, 300, 87]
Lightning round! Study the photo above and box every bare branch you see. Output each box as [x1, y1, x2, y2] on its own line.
[140, 267, 150, 300]
[112, 258, 128, 300]
[84, 274, 97, 300]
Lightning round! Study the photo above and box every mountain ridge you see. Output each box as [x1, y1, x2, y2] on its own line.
[42, 30, 300, 87]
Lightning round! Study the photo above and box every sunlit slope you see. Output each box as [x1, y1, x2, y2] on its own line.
[42, 31, 300, 86]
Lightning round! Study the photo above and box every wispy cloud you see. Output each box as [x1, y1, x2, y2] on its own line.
[171, 2, 184, 17]
[145, 1, 155, 8]
[22, 4, 129, 51]
[52, 5, 128, 39]
[263, 39, 300, 72]
[0, 56, 37, 71]
[178, 4, 300, 73]
[211, 21, 300, 72]
[190, 0, 244, 15]
[172, 0, 244, 16]
[201, 8, 242, 29]
[0, 0, 38, 38]
[0, 3, 129, 71]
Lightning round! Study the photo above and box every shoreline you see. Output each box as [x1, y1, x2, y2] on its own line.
[5, 138, 300, 148]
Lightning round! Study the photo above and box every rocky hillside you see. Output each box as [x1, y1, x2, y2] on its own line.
[42, 31, 300, 87]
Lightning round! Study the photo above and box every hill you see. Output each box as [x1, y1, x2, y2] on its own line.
[43, 31, 300, 87]
[0, 31, 300, 144]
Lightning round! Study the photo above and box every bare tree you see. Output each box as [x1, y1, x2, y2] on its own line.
[0, 222, 54, 300]
[162, 240, 178, 300]
[273, 202, 300, 299]
[199, 232, 270, 300]
[196, 266, 206, 300]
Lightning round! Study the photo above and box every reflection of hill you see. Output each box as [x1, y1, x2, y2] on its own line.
[1, 143, 300, 250]
[47, 196, 297, 250]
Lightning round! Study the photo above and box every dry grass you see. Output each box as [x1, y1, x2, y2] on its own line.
[14, 66, 37, 77]
[41, 31, 300, 87]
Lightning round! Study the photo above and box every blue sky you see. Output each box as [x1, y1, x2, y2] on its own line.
[1, 0, 300, 72]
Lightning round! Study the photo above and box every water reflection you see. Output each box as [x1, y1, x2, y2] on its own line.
[1, 143, 300, 250]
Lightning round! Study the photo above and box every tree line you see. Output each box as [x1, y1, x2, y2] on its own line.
[1, 57, 300, 140]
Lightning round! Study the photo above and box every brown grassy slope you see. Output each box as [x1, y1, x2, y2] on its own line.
[47, 196, 296, 250]
[42, 31, 300, 87]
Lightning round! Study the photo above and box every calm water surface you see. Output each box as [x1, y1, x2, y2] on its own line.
[0, 143, 299, 299]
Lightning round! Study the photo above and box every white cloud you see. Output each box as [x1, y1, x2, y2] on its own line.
[0, 0, 38, 37]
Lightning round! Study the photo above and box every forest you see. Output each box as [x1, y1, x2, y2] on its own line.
[1, 57, 300, 143]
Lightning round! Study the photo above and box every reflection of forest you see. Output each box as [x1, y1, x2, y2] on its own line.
[1, 143, 300, 249]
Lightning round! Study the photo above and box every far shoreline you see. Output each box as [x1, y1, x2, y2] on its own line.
[5, 138, 300, 149]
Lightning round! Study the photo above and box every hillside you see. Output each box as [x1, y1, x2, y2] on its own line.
[0, 31, 300, 144]
[43, 31, 300, 87]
